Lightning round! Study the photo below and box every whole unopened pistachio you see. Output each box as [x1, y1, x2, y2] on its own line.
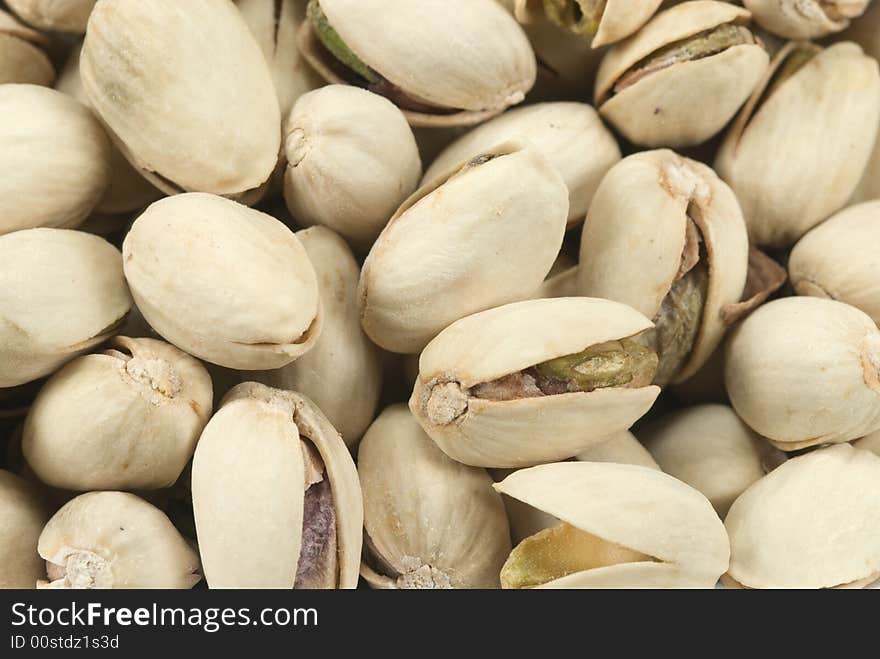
[22, 337, 213, 491]
[38, 491, 200, 589]
[578, 150, 749, 387]
[513, 0, 664, 47]
[0, 8, 53, 85]
[359, 405, 511, 589]
[0, 470, 52, 588]
[192, 382, 362, 589]
[122, 193, 322, 370]
[7, 0, 95, 33]
[716, 41, 880, 248]
[495, 462, 729, 588]
[254, 227, 382, 447]
[594, 1, 769, 147]
[409, 297, 661, 468]
[424, 102, 621, 227]
[744, 0, 871, 39]
[725, 444, 880, 589]
[726, 297, 880, 450]
[0, 84, 110, 235]
[81, 0, 280, 200]
[0, 229, 132, 388]
[298, 0, 536, 127]
[359, 141, 568, 354]
[283, 85, 422, 250]
[789, 201, 880, 325]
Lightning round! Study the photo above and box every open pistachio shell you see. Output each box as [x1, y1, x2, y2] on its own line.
[38, 491, 200, 589]
[726, 297, 880, 449]
[716, 41, 880, 248]
[726, 444, 880, 589]
[0, 470, 53, 588]
[359, 405, 511, 589]
[7, 0, 96, 33]
[575, 430, 661, 471]
[122, 193, 322, 371]
[789, 201, 880, 326]
[495, 462, 729, 588]
[409, 297, 661, 468]
[744, 0, 869, 39]
[192, 382, 362, 589]
[0, 8, 53, 85]
[595, 1, 769, 147]
[359, 141, 568, 354]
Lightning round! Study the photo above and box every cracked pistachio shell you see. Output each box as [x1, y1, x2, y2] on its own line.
[716, 41, 880, 248]
[38, 491, 200, 589]
[254, 227, 382, 447]
[0, 470, 52, 588]
[360, 141, 568, 354]
[495, 462, 729, 588]
[0, 229, 132, 388]
[725, 444, 880, 589]
[0, 85, 110, 235]
[424, 102, 621, 227]
[641, 404, 786, 518]
[744, 0, 870, 39]
[409, 297, 661, 468]
[358, 405, 511, 589]
[725, 297, 880, 449]
[81, 0, 280, 199]
[299, 0, 536, 127]
[22, 337, 213, 491]
[0, 9, 53, 86]
[192, 383, 362, 589]
[122, 193, 322, 371]
[578, 150, 749, 384]
[283, 86, 422, 250]
[595, 1, 769, 147]
[7, 0, 95, 33]
[789, 201, 880, 325]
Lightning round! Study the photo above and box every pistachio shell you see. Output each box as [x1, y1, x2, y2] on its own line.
[81, 0, 280, 198]
[725, 297, 880, 448]
[0, 470, 53, 588]
[716, 41, 880, 248]
[575, 430, 661, 471]
[0, 9, 53, 85]
[122, 193, 322, 370]
[726, 444, 880, 589]
[360, 141, 568, 354]
[854, 429, 880, 456]
[744, 0, 868, 39]
[535, 265, 580, 299]
[409, 297, 661, 467]
[7, 0, 95, 33]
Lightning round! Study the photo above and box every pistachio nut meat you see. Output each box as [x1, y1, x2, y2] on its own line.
[725, 444, 880, 589]
[359, 405, 511, 589]
[744, 0, 871, 39]
[495, 462, 729, 588]
[6, 0, 96, 33]
[0, 470, 53, 588]
[0, 229, 132, 389]
[122, 193, 323, 371]
[409, 297, 661, 468]
[192, 383, 362, 589]
[298, 0, 537, 127]
[22, 337, 213, 491]
[0, 8, 53, 86]
[38, 491, 201, 589]
[726, 297, 880, 450]
[716, 41, 880, 248]
[359, 141, 568, 354]
[578, 150, 750, 387]
[513, 0, 664, 47]
[594, 1, 769, 147]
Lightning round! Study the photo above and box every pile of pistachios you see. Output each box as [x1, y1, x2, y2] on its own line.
[2, 0, 880, 591]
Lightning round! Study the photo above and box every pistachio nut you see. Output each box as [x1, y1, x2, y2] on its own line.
[423, 102, 621, 227]
[594, 1, 769, 147]
[122, 193, 323, 370]
[283, 85, 422, 250]
[360, 141, 569, 354]
[38, 491, 200, 589]
[0, 470, 53, 588]
[788, 201, 880, 326]
[254, 227, 382, 447]
[513, 0, 664, 47]
[534, 265, 580, 299]
[81, 0, 281, 199]
[578, 150, 749, 387]
[0, 8, 53, 86]
[6, 0, 95, 33]
[359, 405, 511, 589]
[22, 337, 213, 491]
[744, 0, 870, 39]
[0, 229, 132, 388]
[854, 429, 880, 456]
[495, 462, 729, 588]
[716, 41, 880, 248]
[191, 382, 362, 589]
[725, 444, 880, 589]
[725, 297, 880, 450]
[298, 0, 536, 127]
[409, 297, 661, 468]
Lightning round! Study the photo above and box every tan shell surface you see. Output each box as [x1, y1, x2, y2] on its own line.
[0, 32, 53, 86]
[7, 0, 95, 32]
[744, 0, 854, 39]
[575, 430, 661, 471]
[595, 0, 666, 47]
[0, 470, 52, 588]
[854, 430, 880, 456]
[0, 6, 47, 41]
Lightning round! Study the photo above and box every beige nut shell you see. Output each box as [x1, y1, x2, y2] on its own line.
[0, 470, 52, 588]
[744, 0, 863, 39]
[7, 0, 96, 33]
[854, 430, 880, 457]
[0, 9, 53, 86]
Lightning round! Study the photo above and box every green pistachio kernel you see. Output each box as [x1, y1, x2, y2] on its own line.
[535, 338, 659, 392]
[308, 0, 379, 84]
